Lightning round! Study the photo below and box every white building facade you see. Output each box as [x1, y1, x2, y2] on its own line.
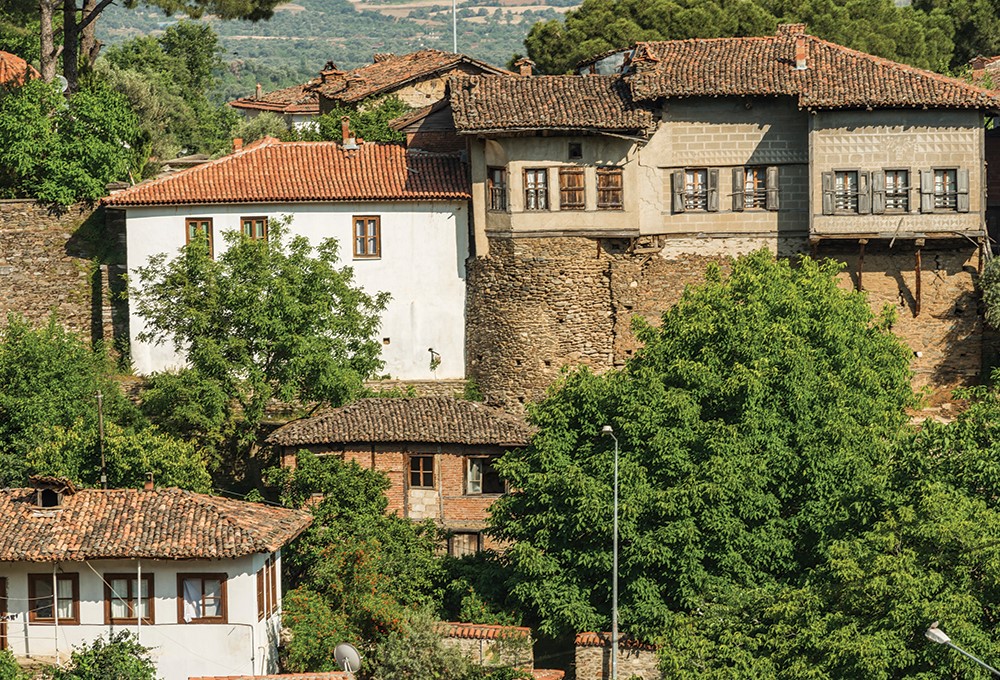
[105, 138, 471, 382]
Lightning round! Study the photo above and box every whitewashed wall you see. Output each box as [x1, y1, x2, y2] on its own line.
[1, 553, 281, 680]
[124, 201, 469, 381]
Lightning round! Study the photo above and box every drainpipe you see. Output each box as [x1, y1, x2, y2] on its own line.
[52, 565, 59, 666]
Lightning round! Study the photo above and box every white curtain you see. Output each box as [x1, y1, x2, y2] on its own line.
[56, 578, 73, 619]
[110, 578, 129, 619]
[182, 578, 201, 622]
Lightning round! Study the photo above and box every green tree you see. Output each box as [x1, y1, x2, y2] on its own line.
[311, 95, 412, 144]
[489, 251, 915, 639]
[28, 421, 213, 492]
[132, 218, 388, 450]
[272, 452, 443, 671]
[0, 649, 28, 680]
[523, 0, 956, 74]
[979, 255, 1000, 329]
[0, 315, 138, 486]
[0, 78, 144, 204]
[45, 632, 156, 680]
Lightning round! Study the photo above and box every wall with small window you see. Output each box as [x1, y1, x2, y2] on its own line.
[125, 201, 468, 381]
[1, 553, 282, 680]
[472, 135, 639, 239]
[810, 109, 984, 237]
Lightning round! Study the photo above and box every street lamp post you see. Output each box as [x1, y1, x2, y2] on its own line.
[925, 623, 1000, 677]
[601, 425, 619, 680]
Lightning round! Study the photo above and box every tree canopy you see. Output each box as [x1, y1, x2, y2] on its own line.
[131, 218, 388, 448]
[522, 0, 961, 74]
[0, 78, 144, 204]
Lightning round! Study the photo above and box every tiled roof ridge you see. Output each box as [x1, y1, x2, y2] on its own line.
[438, 621, 532, 640]
[105, 136, 281, 201]
[575, 631, 657, 650]
[804, 33, 1000, 101]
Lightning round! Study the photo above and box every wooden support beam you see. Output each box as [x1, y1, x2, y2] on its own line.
[915, 238, 924, 317]
[857, 239, 867, 291]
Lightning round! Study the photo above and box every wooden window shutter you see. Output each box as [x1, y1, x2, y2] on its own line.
[766, 166, 780, 211]
[821, 172, 834, 215]
[920, 170, 935, 213]
[857, 171, 871, 214]
[871, 170, 886, 215]
[957, 169, 970, 212]
[256, 569, 265, 621]
[707, 169, 720, 212]
[671, 170, 685, 213]
[731, 167, 744, 212]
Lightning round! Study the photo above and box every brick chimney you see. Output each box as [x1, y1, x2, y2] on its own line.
[795, 36, 807, 70]
[233, 137, 243, 152]
[514, 57, 535, 76]
[341, 116, 358, 150]
[144, 473, 154, 491]
[373, 53, 395, 63]
[255, 82, 262, 99]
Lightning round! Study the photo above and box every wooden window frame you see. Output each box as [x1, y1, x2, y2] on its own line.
[104, 573, 154, 625]
[684, 169, 708, 210]
[184, 217, 214, 258]
[409, 455, 434, 488]
[568, 142, 583, 160]
[559, 168, 586, 210]
[177, 573, 228, 624]
[487, 167, 508, 212]
[241, 216, 269, 241]
[448, 531, 483, 558]
[933, 168, 958, 211]
[256, 556, 279, 621]
[267, 556, 277, 617]
[28, 573, 80, 625]
[596, 167, 624, 210]
[523, 168, 548, 211]
[353, 215, 381, 259]
[883, 169, 910, 213]
[465, 456, 504, 496]
[833, 170, 860, 214]
[743, 167, 767, 209]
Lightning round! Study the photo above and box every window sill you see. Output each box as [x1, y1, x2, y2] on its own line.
[181, 617, 229, 625]
[29, 619, 81, 626]
[352, 256, 382, 260]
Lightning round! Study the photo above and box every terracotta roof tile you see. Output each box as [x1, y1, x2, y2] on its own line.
[450, 75, 654, 133]
[531, 671, 566, 680]
[626, 30, 1000, 110]
[439, 622, 532, 640]
[0, 51, 39, 87]
[103, 138, 469, 206]
[229, 82, 320, 115]
[267, 397, 533, 447]
[574, 632, 657, 651]
[312, 49, 512, 103]
[0, 488, 311, 562]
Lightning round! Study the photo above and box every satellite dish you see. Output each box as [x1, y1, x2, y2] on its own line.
[334, 642, 362, 673]
[55, 75, 69, 93]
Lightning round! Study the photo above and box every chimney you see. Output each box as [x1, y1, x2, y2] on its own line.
[514, 57, 535, 77]
[233, 137, 243, 152]
[255, 82, 262, 99]
[341, 116, 359, 150]
[795, 36, 807, 70]
[144, 473, 154, 491]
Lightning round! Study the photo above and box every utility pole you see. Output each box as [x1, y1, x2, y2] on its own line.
[97, 390, 107, 489]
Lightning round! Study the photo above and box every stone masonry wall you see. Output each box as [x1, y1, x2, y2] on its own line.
[467, 234, 981, 411]
[0, 200, 126, 352]
[574, 644, 661, 680]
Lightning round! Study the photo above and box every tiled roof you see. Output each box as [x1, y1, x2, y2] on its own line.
[450, 75, 655, 133]
[229, 82, 320, 115]
[0, 51, 39, 87]
[574, 632, 657, 651]
[531, 671, 565, 680]
[266, 397, 533, 447]
[312, 50, 512, 103]
[0, 487, 311, 562]
[626, 28, 1000, 110]
[439, 622, 531, 640]
[103, 137, 470, 206]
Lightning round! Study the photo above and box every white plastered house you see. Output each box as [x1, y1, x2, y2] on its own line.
[0, 475, 311, 680]
[103, 135, 471, 381]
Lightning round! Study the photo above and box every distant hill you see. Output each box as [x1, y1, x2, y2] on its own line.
[98, 0, 576, 104]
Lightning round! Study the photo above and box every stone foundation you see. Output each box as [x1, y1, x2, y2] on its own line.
[467, 234, 981, 410]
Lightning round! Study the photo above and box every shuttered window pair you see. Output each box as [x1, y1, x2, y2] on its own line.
[822, 168, 968, 214]
[732, 166, 779, 211]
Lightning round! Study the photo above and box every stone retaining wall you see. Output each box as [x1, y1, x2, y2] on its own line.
[0, 200, 126, 354]
[467, 235, 982, 411]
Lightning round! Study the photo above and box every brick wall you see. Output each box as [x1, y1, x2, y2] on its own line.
[0, 200, 126, 352]
[574, 639, 660, 680]
[467, 234, 981, 410]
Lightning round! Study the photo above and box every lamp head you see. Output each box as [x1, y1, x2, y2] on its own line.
[601, 425, 613, 436]
[925, 623, 950, 645]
